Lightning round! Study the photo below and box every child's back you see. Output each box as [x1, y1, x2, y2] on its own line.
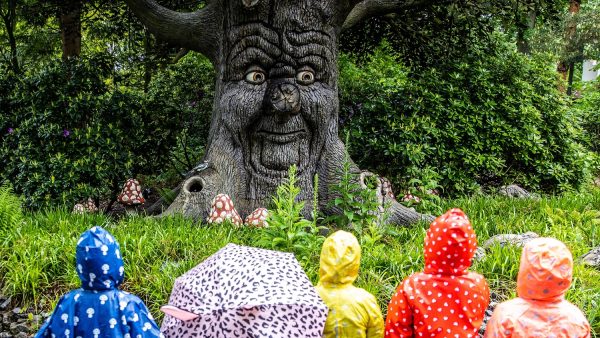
[316, 230, 383, 338]
[484, 238, 590, 338]
[385, 208, 490, 338]
[35, 226, 161, 338]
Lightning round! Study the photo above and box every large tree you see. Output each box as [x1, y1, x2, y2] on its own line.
[126, 0, 434, 226]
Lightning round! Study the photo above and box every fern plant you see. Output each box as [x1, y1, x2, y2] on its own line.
[325, 134, 384, 234]
[256, 165, 324, 266]
[0, 184, 23, 234]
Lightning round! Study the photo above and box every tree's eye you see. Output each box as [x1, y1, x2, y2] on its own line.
[296, 69, 315, 85]
[245, 69, 266, 84]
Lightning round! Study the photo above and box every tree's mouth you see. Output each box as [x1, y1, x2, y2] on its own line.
[249, 118, 311, 176]
[256, 130, 307, 143]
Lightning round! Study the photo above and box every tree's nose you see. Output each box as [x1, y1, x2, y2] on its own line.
[267, 83, 301, 117]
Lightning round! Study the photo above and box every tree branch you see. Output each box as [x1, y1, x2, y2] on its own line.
[343, 0, 441, 31]
[125, 0, 221, 64]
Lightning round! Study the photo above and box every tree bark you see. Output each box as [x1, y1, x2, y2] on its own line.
[143, 28, 152, 93]
[557, 0, 581, 88]
[0, 0, 19, 73]
[59, 0, 82, 61]
[127, 0, 433, 226]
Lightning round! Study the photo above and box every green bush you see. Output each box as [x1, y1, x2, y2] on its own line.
[339, 36, 594, 196]
[575, 81, 600, 155]
[0, 54, 181, 208]
[0, 52, 216, 209]
[143, 54, 215, 187]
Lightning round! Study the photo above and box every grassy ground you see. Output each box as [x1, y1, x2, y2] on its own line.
[1, 187, 600, 335]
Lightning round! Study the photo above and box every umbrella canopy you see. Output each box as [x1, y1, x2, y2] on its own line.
[160, 243, 328, 338]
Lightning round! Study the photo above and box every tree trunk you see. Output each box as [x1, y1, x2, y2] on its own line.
[127, 0, 431, 226]
[59, 0, 82, 61]
[557, 0, 581, 87]
[143, 28, 152, 93]
[516, 10, 536, 54]
[1, 0, 19, 73]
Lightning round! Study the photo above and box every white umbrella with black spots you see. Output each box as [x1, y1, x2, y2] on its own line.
[160, 243, 328, 338]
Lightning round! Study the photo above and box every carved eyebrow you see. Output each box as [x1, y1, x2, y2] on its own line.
[228, 47, 277, 79]
[286, 30, 332, 45]
[228, 22, 279, 46]
[228, 35, 281, 65]
[288, 43, 334, 62]
[283, 31, 335, 71]
[227, 29, 282, 80]
[297, 55, 328, 77]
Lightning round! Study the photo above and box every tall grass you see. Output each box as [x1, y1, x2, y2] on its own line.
[1, 188, 600, 335]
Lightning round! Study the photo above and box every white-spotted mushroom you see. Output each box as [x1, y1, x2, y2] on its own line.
[85, 198, 98, 213]
[401, 193, 421, 204]
[117, 179, 145, 214]
[73, 204, 86, 214]
[206, 194, 242, 226]
[244, 208, 269, 227]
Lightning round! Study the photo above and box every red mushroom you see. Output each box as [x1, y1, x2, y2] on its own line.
[206, 194, 242, 226]
[401, 193, 421, 204]
[117, 179, 145, 214]
[380, 177, 396, 201]
[244, 208, 269, 228]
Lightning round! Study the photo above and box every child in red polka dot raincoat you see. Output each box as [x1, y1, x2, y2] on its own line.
[484, 237, 590, 338]
[385, 208, 490, 338]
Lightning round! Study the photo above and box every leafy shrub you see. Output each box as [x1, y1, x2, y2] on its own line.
[325, 136, 384, 233]
[0, 54, 181, 208]
[143, 54, 215, 187]
[0, 184, 23, 234]
[575, 81, 600, 156]
[256, 165, 325, 271]
[339, 36, 594, 196]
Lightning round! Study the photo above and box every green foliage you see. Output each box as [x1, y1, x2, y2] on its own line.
[142, 54, 215, 187]
[0, 54, 181, 208]
[0, 184, 23, 237]
[339, 37, 594, 197]
[0, 53, 216, 209]
[2, 187, 600, 334]
[255, 165, 325, 273]
[325, 138, 384, 234]
[575, 82, 600, 156]
[341, 0, 566, 67]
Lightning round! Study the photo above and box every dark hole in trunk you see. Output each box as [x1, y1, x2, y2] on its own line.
[184, 177, 204, 193]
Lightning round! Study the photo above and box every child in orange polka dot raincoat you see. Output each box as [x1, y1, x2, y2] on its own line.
[484, 237, 590, 338]
[385, 208, 490, 338]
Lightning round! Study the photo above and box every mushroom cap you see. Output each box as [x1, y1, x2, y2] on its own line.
[244, 208, 269, 228]
[380, 177, 396, 200]
[117, 178, 146, 206]
[85, 198, 98, 212]
[73, 204, 85, 214]
[206, 194, 242, 226]
[401, 193, 421, 203]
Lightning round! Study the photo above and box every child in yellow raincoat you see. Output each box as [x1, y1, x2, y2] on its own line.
[316, 230, 384, 338]
[484, 237, 591, 338]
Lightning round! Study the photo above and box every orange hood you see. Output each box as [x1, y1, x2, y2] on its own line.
[516, 237, 573, 301]
[423, 208, 477, 275]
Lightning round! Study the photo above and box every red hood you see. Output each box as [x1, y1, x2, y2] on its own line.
[423, 208, 477, 275]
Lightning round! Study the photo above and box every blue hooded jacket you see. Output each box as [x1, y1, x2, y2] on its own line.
[35, 226, 162, 338]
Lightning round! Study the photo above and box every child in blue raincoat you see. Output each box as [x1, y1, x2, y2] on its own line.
[35, 226, 162, 338]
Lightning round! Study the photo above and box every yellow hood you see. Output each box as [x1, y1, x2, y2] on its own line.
[318, 230, 360, 285]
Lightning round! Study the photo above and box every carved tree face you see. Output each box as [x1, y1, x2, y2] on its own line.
[217, 1, 340, 197]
